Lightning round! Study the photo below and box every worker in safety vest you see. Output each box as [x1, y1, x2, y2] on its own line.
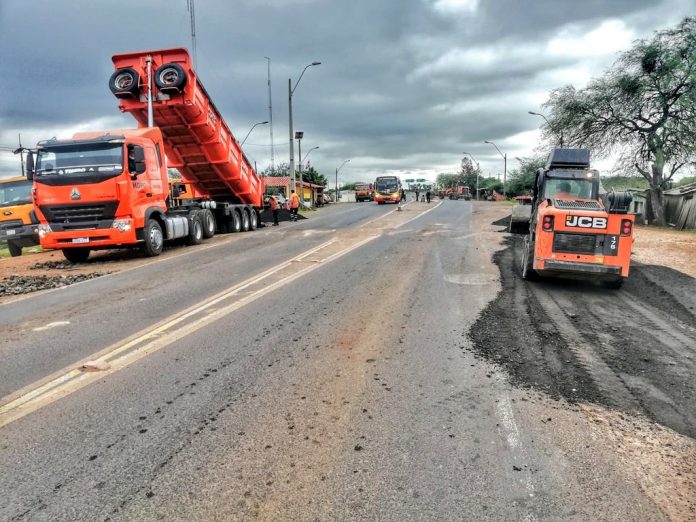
[290, 190, 300, 221]
[268, 195, 280, 226]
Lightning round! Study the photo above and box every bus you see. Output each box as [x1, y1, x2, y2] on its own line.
[374, 176, 402, 204]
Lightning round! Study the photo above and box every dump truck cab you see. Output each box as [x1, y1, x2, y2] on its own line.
[521, 149, 634, 289]
[0, 176, 39, 256]
[30, 129, 168, 260]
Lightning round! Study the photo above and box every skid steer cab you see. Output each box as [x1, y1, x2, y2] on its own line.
[520, 148, 634, 289]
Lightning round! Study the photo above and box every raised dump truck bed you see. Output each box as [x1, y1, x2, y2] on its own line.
[111, 48, 264, 207]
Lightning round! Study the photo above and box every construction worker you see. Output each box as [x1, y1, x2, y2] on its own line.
[289, 190, 300, 221]
[426, 189, 431, 203]
[268, 194, 280, 226]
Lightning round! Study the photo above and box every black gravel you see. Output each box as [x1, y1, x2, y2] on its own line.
[0, 273, 110, 296]
[468, 234, 696, 438]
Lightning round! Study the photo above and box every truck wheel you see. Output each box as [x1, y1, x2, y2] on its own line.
[187, 213, 204, 245]
[62, 247, 91, 263]
[241, 209, 250, 232]
[249, 208, 258, 230]
[231, 209, 242, 233]
[201, 209, 216, 238]
[521, 238, 538, 281]
[142, 219, 164, 257]
[7, 240, 22, 257]
[154, 63, 187, 93]
[109, 67, 140, 98]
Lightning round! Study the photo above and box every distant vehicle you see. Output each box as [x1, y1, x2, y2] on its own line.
[0, 176, 39, 256]
[374, 176, 402, 204]
[264, 193, 286, 207]
[520, 148, 634, 289]
[354, 182, 374, 202]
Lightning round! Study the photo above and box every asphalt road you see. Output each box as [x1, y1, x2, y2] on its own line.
[0, 201, 689, 520]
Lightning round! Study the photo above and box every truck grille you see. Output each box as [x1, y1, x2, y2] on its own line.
[0, 219, 23, 231]
[554, 199, 604, 211]
[39, 202, 118, 223]
[553, 233, 596, 255]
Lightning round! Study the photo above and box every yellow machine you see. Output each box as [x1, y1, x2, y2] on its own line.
[0, 176, 39, 256]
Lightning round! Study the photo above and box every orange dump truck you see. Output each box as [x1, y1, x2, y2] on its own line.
[354, 182, 373, 202]
[521, 148, 634, 289]
[25, 48, 264, 263]
[0, 176, 39, 256]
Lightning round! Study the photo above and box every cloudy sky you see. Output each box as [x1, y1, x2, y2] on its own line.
[0, 0, 693, 183]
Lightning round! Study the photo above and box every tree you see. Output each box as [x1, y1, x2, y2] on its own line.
[262, 162, 289, 177]
[507, 156, 545, 197]
[542, 17, 696, 225]
[300, 166, 327, 187]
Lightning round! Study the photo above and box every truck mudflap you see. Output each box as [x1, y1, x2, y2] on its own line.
[541, 260, 622, 276]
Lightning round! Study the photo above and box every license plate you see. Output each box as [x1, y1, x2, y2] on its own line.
[72, 237, 89, 244]
[5, 229, 15, 236]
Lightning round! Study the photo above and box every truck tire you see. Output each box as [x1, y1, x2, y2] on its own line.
[231, 209, 242, 233]
[187, 213, 204, 245]
[141, 219, 164, 257]
[109, 67, 140, 98]
[240, 209, 250, 232]
[249, 208, 258, 230]
[7, 240, 22, 257]
[154, 63, 187, 93]
[201, 209, 216, 238]
[62, 247, 91, 263]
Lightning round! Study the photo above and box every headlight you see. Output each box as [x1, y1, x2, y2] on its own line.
[112, 218, 133, 232]
[38, 224, 52, 237]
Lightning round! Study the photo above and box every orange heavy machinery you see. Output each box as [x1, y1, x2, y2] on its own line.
[25, 48, 264, 263]
[520, 148, 634, 289]
[0, 176, 39, 256]
[354, 182, 374, 202]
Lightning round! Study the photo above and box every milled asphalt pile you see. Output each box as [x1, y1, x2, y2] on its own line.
[1, 259, 113, 297]
[0, 273, 108, 296]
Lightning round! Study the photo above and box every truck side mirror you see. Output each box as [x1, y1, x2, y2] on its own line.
[25, 151, 34, 181]
[135, 161, 146, 174]
[129, 146, 147, 175]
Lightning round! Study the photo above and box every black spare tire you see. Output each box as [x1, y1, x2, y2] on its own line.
[109, 67, 140, 98]
[154, 62, 187, 93]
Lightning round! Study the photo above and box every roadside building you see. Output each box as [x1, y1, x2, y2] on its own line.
[263, 176, 326, 208]
[663, 183, 696, 230]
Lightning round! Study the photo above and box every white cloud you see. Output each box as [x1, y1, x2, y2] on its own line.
[430, 0, 479, 15]
[547, 19, 635, 58]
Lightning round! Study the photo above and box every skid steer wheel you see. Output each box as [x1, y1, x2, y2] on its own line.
[187, 213, 204, 245]
[241, 209, 251, 232]
[62, 247, 91, 264]
[521, 237, 538, 281]
[201, 209, 216, 238]
[141, 219, 164, 257]
[7, 240, 22, 257]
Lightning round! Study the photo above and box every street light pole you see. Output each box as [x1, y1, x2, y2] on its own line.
[335, 159, 350, 203]
[528, 110, 563, 147]
[484, 140, 507, 199]
[462, 151, 480, 201]
[288, 61, 321, 197]
[241, 121, 269, 147]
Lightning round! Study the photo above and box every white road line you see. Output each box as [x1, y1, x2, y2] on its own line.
[32, 321, 71, 332]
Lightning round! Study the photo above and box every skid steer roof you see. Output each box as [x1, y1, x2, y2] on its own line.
[546, 148, 590, 170]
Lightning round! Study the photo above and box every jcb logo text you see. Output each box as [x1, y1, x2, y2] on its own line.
[565, 215, 607, 229]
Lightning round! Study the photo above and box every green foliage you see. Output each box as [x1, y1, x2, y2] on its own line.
[600, 175, 650, 191]
[300, 166, 327, 187]
[262, 162, 290, 177]
[676, 175, 696, 187]
[167, 169, 182, 180]
[506, 156, 545, 197]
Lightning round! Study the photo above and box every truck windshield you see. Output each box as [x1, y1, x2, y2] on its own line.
[36, 143, 124, 177]
[0, 180, 32, 207]
[544, 177, 595, 199]
[355, 184, 370, 191]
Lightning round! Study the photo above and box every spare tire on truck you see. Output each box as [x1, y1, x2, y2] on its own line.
[109, 67, 140, 98]
[154, 63, 187, 94]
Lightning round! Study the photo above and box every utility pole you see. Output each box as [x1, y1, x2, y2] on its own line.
[187, 0, 197, 68]
[18, 134, 24, 174]
[265, 57, 275, 172]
